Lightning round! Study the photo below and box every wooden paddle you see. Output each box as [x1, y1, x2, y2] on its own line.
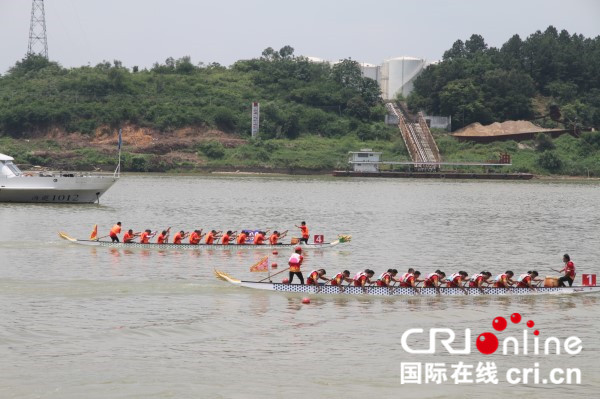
[258, 267, 290, 283]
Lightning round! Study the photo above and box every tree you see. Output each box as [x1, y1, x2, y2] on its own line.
[279, 45, 294, 59]
[331, 59, 362, 89]
[537, 150, 562, 172]
[465, 34, 488, 55]
[443, 40, 466, 60]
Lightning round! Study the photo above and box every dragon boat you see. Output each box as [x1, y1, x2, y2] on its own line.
[214, 270, 600, 296]
[58, 232, 351, 250]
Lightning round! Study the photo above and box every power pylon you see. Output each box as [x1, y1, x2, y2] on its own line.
[27, 0, 48, 58]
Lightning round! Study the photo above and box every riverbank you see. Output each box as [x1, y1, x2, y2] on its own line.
[2, 126, 600, 177]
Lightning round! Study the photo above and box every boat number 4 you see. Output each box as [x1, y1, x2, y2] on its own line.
[582, 274, 597, 286]
[314, 235, 324, 244]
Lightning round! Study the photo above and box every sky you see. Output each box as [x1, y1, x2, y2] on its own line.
[1, 0, 599, 74]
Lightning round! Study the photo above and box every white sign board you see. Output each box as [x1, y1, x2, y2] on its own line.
[251, 102, 260, 138]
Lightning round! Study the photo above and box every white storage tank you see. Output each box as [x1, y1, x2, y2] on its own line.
[381, 56, 427, 100]
[359, 62, 380, 83]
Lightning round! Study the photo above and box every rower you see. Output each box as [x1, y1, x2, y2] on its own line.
[469, 271, 492, 292]
[295, 221, 309, 244]
[288, 246, 304, 284]
[469, 271, 492, 287]
[157, 229, 170, 244]
[221, 230, 234, 245]
[424, 270, 446, 286]
[353, 269, 375, 287]
[173, 230, 188, 245]
[109, 222, 122, 243]
[329, 270, 352, 286]
[205, 230, 220, 245]
[123, 229, 140, 243]
[399, 268, 415, 284]
[399, 270, 421, 290]
[447, 271, 469, 294]
[189, 229, 203, 245]
[236, 231, 248, 245]
[376, 269, 401, 287]
[493, 271, 515, 288]
[306, 269, 328, 286]
[139, 229, 152, 244]
[423, 270, 446, 294]
[269, 230, 287, 245]
[253, 231, 266, 245]
[556, 254, 576, 287]
[516, 271, 541, 288]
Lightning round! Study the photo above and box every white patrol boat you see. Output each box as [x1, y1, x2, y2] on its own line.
[0, 153, 118, 203]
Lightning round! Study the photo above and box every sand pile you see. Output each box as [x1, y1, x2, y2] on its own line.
[453, 120, 560, 137]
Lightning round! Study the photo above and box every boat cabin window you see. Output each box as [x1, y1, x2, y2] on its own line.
[357, 153, 369, 158]
[5, 161, 22, 176]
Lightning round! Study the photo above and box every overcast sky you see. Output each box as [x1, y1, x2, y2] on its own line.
[1, 0, 599, 74]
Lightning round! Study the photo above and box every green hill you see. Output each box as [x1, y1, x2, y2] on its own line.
[1, 27, 600, 176]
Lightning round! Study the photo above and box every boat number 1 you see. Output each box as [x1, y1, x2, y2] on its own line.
[582, 274, 597, 286]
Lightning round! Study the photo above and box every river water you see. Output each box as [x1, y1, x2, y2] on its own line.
[1, 175, 599, 398]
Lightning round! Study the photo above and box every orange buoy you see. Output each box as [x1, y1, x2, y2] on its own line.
[282, 278, 290, 284]
[271, 262, 278, 269]
[302, 297, 311, 304]
[272, 250, 278, 255]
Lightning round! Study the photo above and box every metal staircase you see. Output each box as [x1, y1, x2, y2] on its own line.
[386, 103, 441, 170]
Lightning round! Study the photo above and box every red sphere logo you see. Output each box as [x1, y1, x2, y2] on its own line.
[476, 313, 540, 355]
[476, 332, 499, 355]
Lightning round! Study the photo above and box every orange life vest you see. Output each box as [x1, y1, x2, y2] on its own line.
[205, 232, 215, 245]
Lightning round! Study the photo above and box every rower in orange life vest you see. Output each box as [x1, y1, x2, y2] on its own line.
[516, 270, 541, 289]
[269, 230, 287, 245]
[556, 254, 576, 287]
[469, 271, 492, 293]
[376, 269, 401, 287]
[139, 229, 153, 244]
[329, 270, 352, 286]
[205, 230, 221, 245]
[253, 231, 266, 245]
[157, 229, 170, 244]
[109, 222, 122, 243]
[173, 230, 189, 245]
[188, 229, 203, 245]
[236, 231, 249, 245]
[123, 229, 140, 243]
[295, 221, 309, 244]
[221, 230, 235, 245]
[353, 269, 375, 287]
[288, 246, 304, 284]
[493, 271, 515, 288]
[306, 269, 328, 286]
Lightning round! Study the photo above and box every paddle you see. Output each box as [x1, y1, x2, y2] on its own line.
[258, 267, 290, 283]
[95, 235, 110, 241]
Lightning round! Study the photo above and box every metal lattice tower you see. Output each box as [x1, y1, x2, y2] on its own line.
[27, 0, 48, 58]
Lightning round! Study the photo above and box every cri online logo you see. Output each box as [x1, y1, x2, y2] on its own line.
[401, 313, 582, 355]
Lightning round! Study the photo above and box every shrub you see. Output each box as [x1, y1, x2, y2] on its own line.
[537, 150, 562, 173]
[198, 140, 226, 159]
